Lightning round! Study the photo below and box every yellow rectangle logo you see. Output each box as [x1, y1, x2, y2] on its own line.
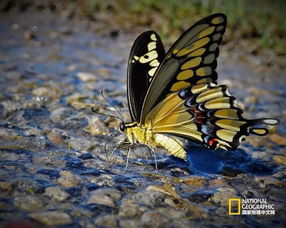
[229, 198, 241, 215]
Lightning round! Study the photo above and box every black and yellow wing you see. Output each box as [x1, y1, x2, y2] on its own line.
[140, 13, 278, 151]
[141, 13, 227, 122]
[127, 31, 165, 122]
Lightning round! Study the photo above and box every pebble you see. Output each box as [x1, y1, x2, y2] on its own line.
[32, 86, 61, 98]
[180, 176, 207, 187]
[269, 134, 286, 146]
[212, 187, 238, 207]
[47, 132, 65, 146]
[67, 136, 94, 152]
[50, 107, 74, 123]
[77, 72, 97, 82]
[85, 116, 109, 135]
[119, 219, 141, 228]
[94, 214, 118, 228]
[140, 210, 169, 228]
[57, 171, 81, 188]
[29, 211, 72, 226]
[118, 200, 141, 218]
[87, 188, 121, 208]
[0, 181, 13, 192]
[44, 186, 69, 202]
[14, 195, 44, 211]
[273, 155, 286, 165]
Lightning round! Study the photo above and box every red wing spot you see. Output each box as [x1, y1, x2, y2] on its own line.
[196, 113, 204, 118]
[208, 138, 217, 146]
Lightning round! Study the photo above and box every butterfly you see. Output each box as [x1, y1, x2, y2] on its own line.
[119, 13, 278, 161]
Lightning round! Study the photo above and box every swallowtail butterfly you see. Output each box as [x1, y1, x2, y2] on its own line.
[119, 13, 278, 160]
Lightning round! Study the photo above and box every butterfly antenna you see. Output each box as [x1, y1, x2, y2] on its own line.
[100, 90, 125, 122]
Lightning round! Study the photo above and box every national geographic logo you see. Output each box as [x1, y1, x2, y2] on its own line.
[229, 198, 241, 215]
[228, 198, 275, 215]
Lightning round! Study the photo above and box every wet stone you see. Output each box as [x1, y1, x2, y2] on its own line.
[188, 190, 213, 203]
[57, 170, 81, 188]
[44, 186, 69, 202]
[273, 155, 286, 165]
[212, 187, 238, 207]
[269, 134, 286, 146]
[14, 195, 44, 211]
[32, 154, 66, 168]
[47, 132, 65, 146]
[50, 107, 74, 123]
[77, 72, 97, 82]
[87, 188, 121, 207]
[0, 181, 13, 192]
[67, 136, 93, 152]
[85, 116, 109, 135]
[12, 178, 40, 193]
[94, 214, 118, 228]
[140, 210, 170, 228]
[118, 200, 141, 218]
[119, 219, 141, 228]
[29, 211, 72, 226]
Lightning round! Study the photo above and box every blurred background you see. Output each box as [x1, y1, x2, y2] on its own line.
[1, 0, 286, 55]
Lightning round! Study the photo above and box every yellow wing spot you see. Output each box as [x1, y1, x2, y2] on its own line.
[196, 78, 211, 84]
[205, 97, 231, 109]
[147, 41, 156, 51]
[148, 67, 157, 77]
[177, 70, 194, 80]
[251, 128, 267, 135]
[181, 57, 202, 70]
[214, 109, 239, 119]
[196, 88, 223, 103]
[216, 139, 231, 148]
[150, 59, 160, 67]
[134, 56, 139, 60]
[177, 37, 210, 57]
[199, 26, 215, 38]
[173, 49, 179, 54]
[170, 81, 191, 92]
[187, 48, 206, 57]
[209, 43, 218, 52]
[139, 50, 158, 63]
[203, 53, 215, 64]
[196, 67, 212, 76]
[215, 119, 246, 132]
[191, 83, 209, 94]
[216, 129, 236, 142]
[213, 33, 221, 41]
[211, 16, 224, 25]
[150, 34, 157, 41]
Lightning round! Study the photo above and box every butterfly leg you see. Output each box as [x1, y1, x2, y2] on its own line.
[147, 146, 158, 171]
[123, 147, 132, 174]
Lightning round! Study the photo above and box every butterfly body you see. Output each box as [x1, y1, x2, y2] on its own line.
[121, 122, 187, 159]
[121, 13, 278, 161]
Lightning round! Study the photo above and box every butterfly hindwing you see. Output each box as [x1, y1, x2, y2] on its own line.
[146, 82, 278, 150]
[127, 31, 165, 122]
[141, 14, 227, 122]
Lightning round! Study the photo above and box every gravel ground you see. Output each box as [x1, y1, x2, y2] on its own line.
[0, 9, 285, 228]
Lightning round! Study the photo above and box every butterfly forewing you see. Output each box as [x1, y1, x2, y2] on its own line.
[141, 14, 227, 123]
[127, 31, 165, 122]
